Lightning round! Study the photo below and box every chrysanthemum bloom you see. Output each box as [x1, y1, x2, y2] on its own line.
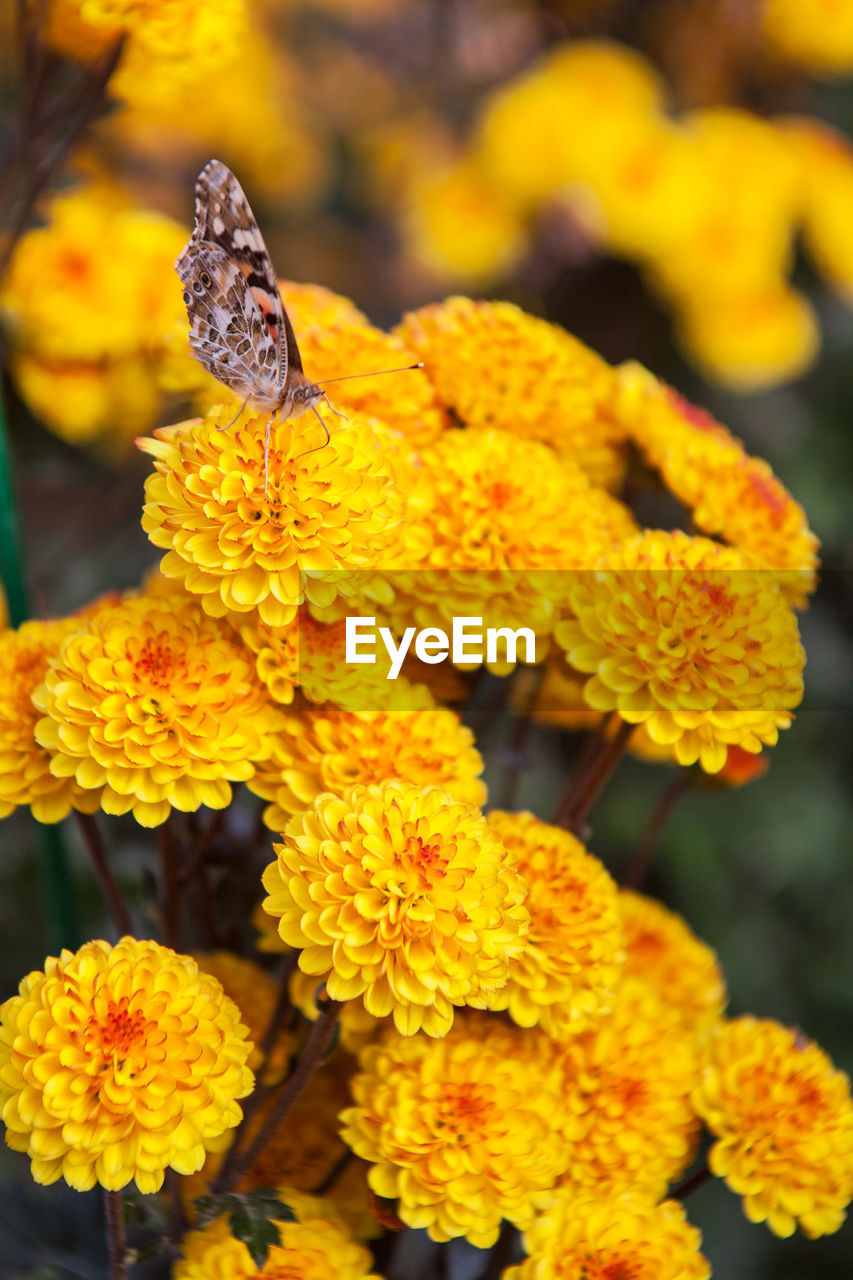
[175, 1187, 380, 1280]
[248, 702, 486, 830]
[619, 890, 726, 1037]
[783, 118, 853, 304]
[340, 1015, 571, 1246]
[762, 0, 853, 76]
[485, 812, 624, 1038]
[613, 363, 819, 603]
[556, 977, 702, 1199]
[33, 591, 281, 827]
[394, 298, 626, 486]
[192, 953, 292, 1085]
[262, 780, 529, 1036]
[555, 530, 805, 773]
[504, 1189, 710, 1280]
[0, 185, 186, 445]
[0, 938, 253, 1192]
[386, 427, 636, 662]
[0, 617, 103, 823]
[140, 412, 405, 629]
[695, 1016, 853, 1237]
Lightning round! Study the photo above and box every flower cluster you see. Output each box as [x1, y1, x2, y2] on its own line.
[0, 938, 253, 1192]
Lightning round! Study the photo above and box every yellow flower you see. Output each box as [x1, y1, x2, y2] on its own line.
[175, 1187, 380, 1280]
[387, 426, 636, 662]
[556, 977, 702, 1199]
[613, 362, 819, 603]
[505, 1189, 710, 1280]
[139, 411, 405, 629]
[485, 812, 624, 1038]
[555, 530, 806, 773]
[340, 1015, 571, 1246]
[0, 185, 186, 445]
[394, 297, 626, 487]
[0, 617, 103, 823]
[192, 953, 292, 1085]
[33, 591, 280, 827]
[0, 937, 253, 1193]
[248, 702, 486, 830]
[695, 1016, 853, 1238]
[762, 0, 853, 76]
[620, 889, 726, 1037]
[261, 780, 529, 1036]
[676, 284, 820, 393]
[784, 117, 853, 303]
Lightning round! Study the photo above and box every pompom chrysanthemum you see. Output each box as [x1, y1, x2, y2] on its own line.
[140, 412, 405, 629]
[33, 591, 281, 827]
[175, 1187, 379, 1280]
[0, 938, 253, 1192]
[261, 780, 529, 1036]
[556, 976, 702, 1199]
[555, 530, 805, 772]
[485, 811, 624, 1038]
[504, 1189, 710, 1280]
[695, 1016, 853, 1238]
[248, 702, 486, 830]
[340, 1015, 571, 1246]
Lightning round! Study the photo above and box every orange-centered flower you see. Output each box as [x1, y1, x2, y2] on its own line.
[695, 1016, 853, 1238]
[0, 938, 253, 1192]
[261, 780, 529, 1036]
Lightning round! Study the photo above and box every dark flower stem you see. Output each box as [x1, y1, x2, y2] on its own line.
[672, 1162, 712, 1200]
[104, 1189, 127, 1280]
[553, 715, 633, 832]
[214, 999, 340, 1196]
[158, 816, 181, 951]
[312, 1147, 354, 1196]
[496, 665, 545, 810]
[74, 811, 133, 937]
[622, 773, 691, 889]
[479, 1221, 519, 1279]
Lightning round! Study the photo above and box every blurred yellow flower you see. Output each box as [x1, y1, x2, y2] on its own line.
[140, 412, 405, 629]
[505, 1190, 710, 1280]
[695, 1016, 853, 1238]
[0, 617, 103, 823]
[619, 889, 726, 1037]
[0, 185, 186, 445]
[555, 530, 806, 773]
[192, 952, 292, 1085]
[784, 117, 853, 302]
[486, 811, 624, 1038]
[395, 297, 625, 486]
[0, 937, 253, 1192]
[175, 1187, 380, 1280]
[556, 977, 702, 1199]
[248, 702, 486, 830]
[341, 1015, 571, 1246]
[261, 780, 529, 1036]
[762, 0, 853, 76]
[33, 591, 280, 827]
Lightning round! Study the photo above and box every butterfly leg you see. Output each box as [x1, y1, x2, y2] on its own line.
[263, 412, 278, 499]
[216, 396, 250, 432]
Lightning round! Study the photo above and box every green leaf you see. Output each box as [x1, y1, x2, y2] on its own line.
[191, 1188, 296, 1269]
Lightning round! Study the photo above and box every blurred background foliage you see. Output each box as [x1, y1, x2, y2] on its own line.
[0, 0, 852, 1276]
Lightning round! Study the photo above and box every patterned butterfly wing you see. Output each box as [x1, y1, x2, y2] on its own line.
[189, 160, 303, 388]
[175, 242, 282, 406]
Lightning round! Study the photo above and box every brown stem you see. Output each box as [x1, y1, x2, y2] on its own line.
[104, 1188, 127, 1280]
[553, 715, 633, 833]
[672, 1162, 712, 1200]
[312, 1147, 354, 1197]
[214, 999, 340, 1195]
[496, 665, 545, 810]
[164, 1167, 188, 1243]
[73, 811, 133, 936]
[622, 774, 691, 889]
[178, 808, 224, 886]
[157, 815, 181, 951]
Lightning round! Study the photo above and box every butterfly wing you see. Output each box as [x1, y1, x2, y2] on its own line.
[189, 160, 297, 389]
[175, 242, 282, 405]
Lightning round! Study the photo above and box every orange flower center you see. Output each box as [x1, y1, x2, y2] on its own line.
[438, 1082, 495, 1141]
[132, 635, 178, 688]
[86, 997, 149, 1062]
[399, 825, 449, 888]
[579, 1256, 643, 1280]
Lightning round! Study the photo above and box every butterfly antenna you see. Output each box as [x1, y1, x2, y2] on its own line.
[314, 362, 423, 386]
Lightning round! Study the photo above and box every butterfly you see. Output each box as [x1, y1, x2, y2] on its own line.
[176, 160, 419, 497]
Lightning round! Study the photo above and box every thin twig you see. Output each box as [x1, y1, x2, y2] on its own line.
[104, 1189, 127, 1280]
[312, 1147, 354, 1197]
[213, 999, 340, 1196]
[622, 773, 691, 889]
[553, 715, 633, 833]
[671, 1162, 712, 1200]
[74, 811, 133, 936]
